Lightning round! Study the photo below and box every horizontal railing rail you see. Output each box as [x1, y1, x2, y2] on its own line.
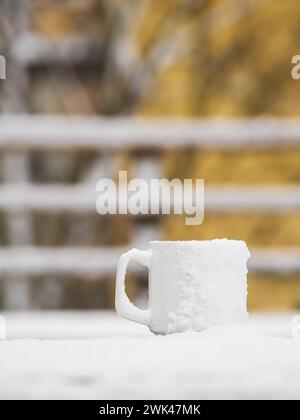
[0, 185, 299, 212]
[0, 247, 299, 276]
[1, 116, 300, 150]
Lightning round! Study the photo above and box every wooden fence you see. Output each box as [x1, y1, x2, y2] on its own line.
[0, 117, 300, 308]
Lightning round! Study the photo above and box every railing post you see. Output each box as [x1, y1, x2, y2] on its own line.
[2, 0, 32, 310]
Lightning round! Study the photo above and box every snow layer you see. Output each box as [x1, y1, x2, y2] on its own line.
[0, 311, 299, 400]
[167, 240, 249, 333]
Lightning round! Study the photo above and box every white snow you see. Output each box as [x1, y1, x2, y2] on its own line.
[1, 185, 300, 213]
[0, 247, 299, 278]
[167, 240, 249, 333]
[0, 311, 299, 400]
[1, 116, 300, 150]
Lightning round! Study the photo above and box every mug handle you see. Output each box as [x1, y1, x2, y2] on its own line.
[115, 248, 152, 326]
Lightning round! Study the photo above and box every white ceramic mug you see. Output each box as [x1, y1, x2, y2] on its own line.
[115, 239, 250, 334]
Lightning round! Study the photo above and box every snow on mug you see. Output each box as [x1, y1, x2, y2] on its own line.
[115, 239, 250, 334]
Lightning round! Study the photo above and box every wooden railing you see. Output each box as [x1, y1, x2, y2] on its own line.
[1, 116, 300, 308]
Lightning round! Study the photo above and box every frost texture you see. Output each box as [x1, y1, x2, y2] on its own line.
[167, 239, 250, 333]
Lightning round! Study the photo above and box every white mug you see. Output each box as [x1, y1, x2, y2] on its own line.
[115, 239, 250, 334]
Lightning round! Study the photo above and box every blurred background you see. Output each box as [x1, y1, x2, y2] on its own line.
[0, 0, 300, 314]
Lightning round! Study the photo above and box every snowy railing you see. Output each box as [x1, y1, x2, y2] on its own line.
[1, 116, 300, 309]
[0, 185, 300, 212]
[1, 116, 300, 149]
[0, 247, 299, 277]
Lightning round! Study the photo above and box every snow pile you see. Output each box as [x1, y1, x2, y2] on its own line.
[0, 312, 299, 400]
[168, 240, 250, 333]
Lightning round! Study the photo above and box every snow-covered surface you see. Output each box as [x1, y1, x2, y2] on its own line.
[0, 311, 299, 400]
